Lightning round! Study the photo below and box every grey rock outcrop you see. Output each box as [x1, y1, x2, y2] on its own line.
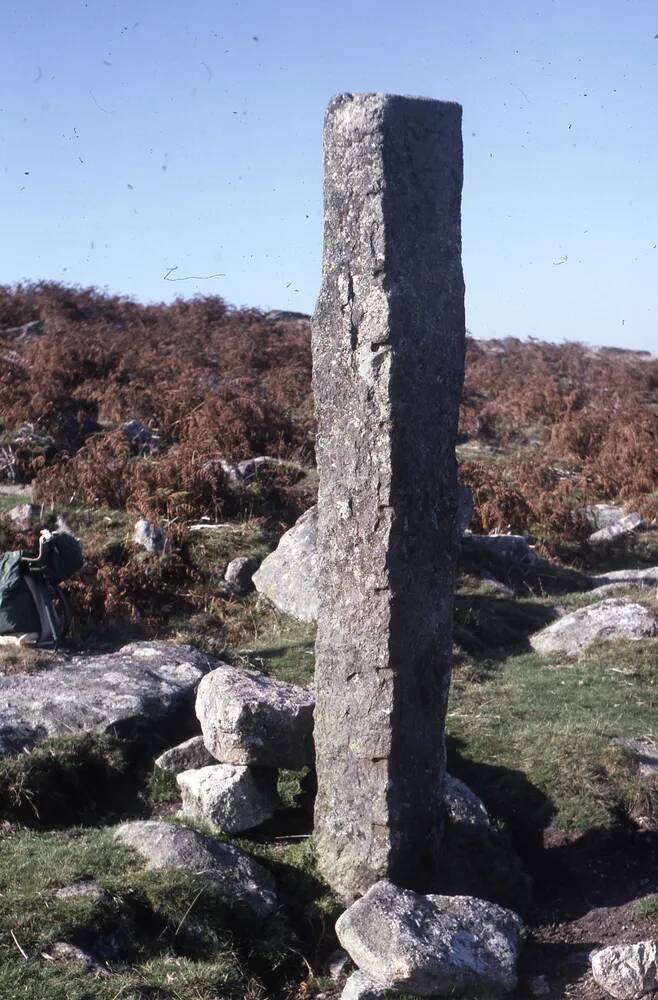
[590, 567, 658, 593]
[341, 970, 393, 1000]
[252, 506, 320, 622]
[176, 763, 278, 833]
[114, 820, 276, 918]
[224, 555, 260, 595]
[445, 774, 490, 829]
[0, 642, 213, 755]
[530, 598, 657, 656]
[132, 518, 171, 555]
[590, 940, 658, 999]
[155, 735, 216, 774]
[588, 512, 644, 545]
[586, 503, 632, 531]
[336, 880, 521, 997]
[1, 503, 40, 530]
[196, 661, 314, 769]
[312, 93, 465, 899]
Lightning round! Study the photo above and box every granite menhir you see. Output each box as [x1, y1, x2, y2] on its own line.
[311, 93, 465, 901]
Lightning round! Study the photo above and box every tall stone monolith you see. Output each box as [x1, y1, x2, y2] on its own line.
[312, 93, 465, 901]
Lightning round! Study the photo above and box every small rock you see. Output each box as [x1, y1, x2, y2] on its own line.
[252, 506, 320, 622]
[336, 879, 522, 997]
[588, 513, 644, 545]
[47, 941, 109, 976]
[224, 555, 260, 595]
[530, 598, 657, 656]
[196, 662, 314, 769]
[585, 504, 632, 531]
[114, 820, 276, 919]
[121, 419, 153, 451]
[341, 970, 393, 999]
[619, 739, 658, 777]
[590, 567, 658, 593]
[444, 774, 490, 829]
[55, 880, 112, 904]
[155, 735, 216, 774]
[177, 764, 279, 833]
[132, 518, 171, 555]
[1, 503, 40, 530]
[461, 533, 539, 566]
[591, 940, 658, 999]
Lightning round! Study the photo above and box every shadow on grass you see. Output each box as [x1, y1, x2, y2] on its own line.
[454, 594, 557, 661]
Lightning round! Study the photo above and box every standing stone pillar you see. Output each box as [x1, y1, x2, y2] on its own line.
[312, 93, 465, 901]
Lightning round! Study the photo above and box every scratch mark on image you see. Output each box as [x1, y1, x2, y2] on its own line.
[164, 266, 226, 282]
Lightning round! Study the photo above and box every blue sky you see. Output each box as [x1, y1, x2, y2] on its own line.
[2, 0, 657, 350]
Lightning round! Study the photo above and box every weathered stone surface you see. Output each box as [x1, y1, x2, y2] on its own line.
[590, 567, 658, 593]
[341, 970, 393, 1000]
[444, 773, 490, 829]
[176, 763, 278, 833]
[155, 735, 216, 774]
[252, 506, 320, 622]
[55, 880, 112, 904]
[224, 555, 260, 595]
[1, 502, 40, 530]
[590, 940, 658, 999]
[132, 518, 171, 555]
[588, 513, 644, 545]
[196, 661, 314, 769]
[47, 941, 110, 976]
[336, 880, 521, 997]
[585, 503, 632, 531]
[530, 598, 657, 656]
[312, 93, 465, 899]
[114, 820, 276, 918]
[619, 739, 658, 777]
[0, 642, 214, 755]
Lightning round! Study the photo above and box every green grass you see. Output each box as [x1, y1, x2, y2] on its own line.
[0, 822, 338, 1000]
[448, 637, 658, 834]
[236, 613, 316, 687]
[632, 894, 658, 921]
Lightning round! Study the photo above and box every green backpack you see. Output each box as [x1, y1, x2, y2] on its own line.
[0, 531, 84, 645]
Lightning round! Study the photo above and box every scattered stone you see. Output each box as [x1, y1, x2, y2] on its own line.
[176, 763, 278, 834]
[47, 941, 109, 976]
[0, 641, 214, 755]
[252, 506, 319, 622]
[1, 320, 45, 342]
[132, 518, 171, 555]
[224, 555, 260, 595]
[590, 940, 658, 1000]
[619, 739, 658, 777]
[312, 94, 465, 899]
[341, 970, 393, 1000]
[586, 503, 632, 531]
[444, 774, 490, 829]
[336, 880, 521, 997]
[461, 533, 539, 566]
[1, 503, 40, 530]
[121, 419, 153, 451]
[530, 598, 657, 656]
[155, 735, 216, 774]
[196, 661, 314, 769]
[114, 820, 277, 918]
[590, 567, 658, 593]
[477, 573, 515, 597]
[55, 880, 112, 904]
[588, 513, 644, 545]
[217, 455, 296, 485]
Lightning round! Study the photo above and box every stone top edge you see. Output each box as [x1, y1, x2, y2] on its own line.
[328, 92, 462, 110]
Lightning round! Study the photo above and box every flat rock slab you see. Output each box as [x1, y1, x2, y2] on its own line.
[155, 735, 216, 773]
[252, 506, 319, 622]
[114, 820, 276, 919]
[0, 642, 214, 755]
[176, 763, 278, 834]
[591, 940, 658, 999]
[336, 880, 522, 997]
[530, 598, 657, 656]
[196, 661, 314, 769]
[590, 567, 658, 593]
